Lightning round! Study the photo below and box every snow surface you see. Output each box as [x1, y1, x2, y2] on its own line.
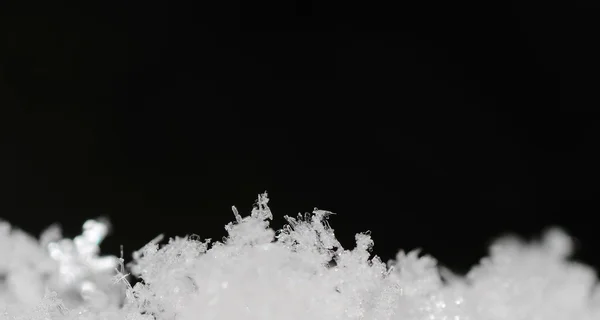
[1, 193, 599, 319]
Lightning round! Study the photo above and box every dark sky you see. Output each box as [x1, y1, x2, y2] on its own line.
[1, 1, 599, 273]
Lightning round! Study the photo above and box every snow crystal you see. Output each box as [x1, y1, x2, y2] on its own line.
[0, 193, 598, 319]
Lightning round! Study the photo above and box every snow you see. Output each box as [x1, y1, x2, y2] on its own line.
[0, 193, 598, 319]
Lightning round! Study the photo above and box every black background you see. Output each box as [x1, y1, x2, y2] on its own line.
[1, 1, 599, 273]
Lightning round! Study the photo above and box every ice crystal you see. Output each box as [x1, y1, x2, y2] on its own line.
[0, 193, 598, 319]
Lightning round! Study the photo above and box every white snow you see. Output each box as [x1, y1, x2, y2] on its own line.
[0, 193, 598, 319]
